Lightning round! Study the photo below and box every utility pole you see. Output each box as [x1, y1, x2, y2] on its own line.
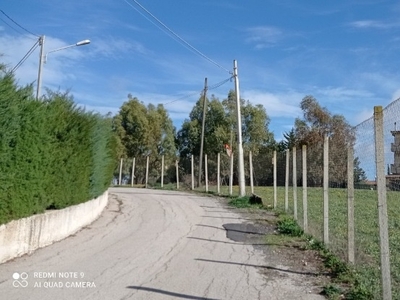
[198, 77, 207, 187]
[36, 35, 45, 100]
[233, 60, 246, 196]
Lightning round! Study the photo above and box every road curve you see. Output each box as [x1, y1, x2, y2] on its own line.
[0, 188, 323, 300]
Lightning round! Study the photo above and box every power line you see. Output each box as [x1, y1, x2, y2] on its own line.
[0, 9, 39, 37]
[209, 76, 233, 90]
[123, 0, 231, 74]
[163, 76, 233, 106]
[163, 90, 203, 106]
[0, 16, 24, 35]
[11, 39, 40, 72]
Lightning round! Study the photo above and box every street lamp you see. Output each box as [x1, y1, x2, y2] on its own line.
[36, 36, 91, 99]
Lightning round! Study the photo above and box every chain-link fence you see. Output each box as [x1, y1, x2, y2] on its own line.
[115, 98, 400, 299]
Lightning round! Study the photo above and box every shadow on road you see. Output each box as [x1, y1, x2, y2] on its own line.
[187, 236, 266, 246]
[200, 216, 253, 221]
[195, 224, 265, 235]
[195, 258, 329, 277]
[126, 286, 221, 300]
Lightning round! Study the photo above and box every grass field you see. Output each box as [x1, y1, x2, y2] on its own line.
[199, 184, 399, 299]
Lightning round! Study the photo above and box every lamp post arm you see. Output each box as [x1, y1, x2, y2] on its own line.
[44, 40, 90, 63]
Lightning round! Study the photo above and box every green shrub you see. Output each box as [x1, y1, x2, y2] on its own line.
[277, 217, 304, 236]
[0, 71, 116, 225]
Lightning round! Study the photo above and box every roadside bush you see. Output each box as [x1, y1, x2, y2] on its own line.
[0, 69, 116, 224]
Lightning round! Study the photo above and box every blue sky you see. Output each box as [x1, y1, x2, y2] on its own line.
[1, 0, 400, 141]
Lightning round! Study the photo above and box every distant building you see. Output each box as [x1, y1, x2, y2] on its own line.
[390, 128, 400, 174]
[387, 125, 400, 190]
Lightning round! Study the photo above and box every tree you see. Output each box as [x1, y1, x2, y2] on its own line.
[177, 94, 230, 159]
[294, 95, 356, 186]
[354, 157, 367, 184]
[176, 90, 274, 186]
[113, 95, 176, 184]
[274, 128, 297, 152]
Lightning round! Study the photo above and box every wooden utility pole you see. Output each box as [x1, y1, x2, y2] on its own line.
[198, 78, 208, 187]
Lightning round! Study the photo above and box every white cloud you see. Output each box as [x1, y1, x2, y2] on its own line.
[242, 90, 302, 118]
[90, 37, 149, 59]
[245, 26, 283, 49]
[349, 20, 400, 29]
[317, 86, 374, 100]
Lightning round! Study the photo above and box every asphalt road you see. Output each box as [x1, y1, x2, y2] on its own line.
[0, 188, 324, 300]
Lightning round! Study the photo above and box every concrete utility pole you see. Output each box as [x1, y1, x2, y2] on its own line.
[36, 35, 45, 100]
[233, 60, 246, 197]
[198, 78, 207, 187]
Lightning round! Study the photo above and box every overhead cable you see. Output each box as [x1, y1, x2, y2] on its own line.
[11, 39, 40, 72]
[0, 16, 24, 35]
[208, 76, 233, 90]
[163, 90, 203, 106]
[0, 9, 39, 38]
[123, 0, 231, 74]
[163, 76, 233, 106]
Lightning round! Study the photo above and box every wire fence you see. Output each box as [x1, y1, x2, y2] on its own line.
[116, 98, 400, 299]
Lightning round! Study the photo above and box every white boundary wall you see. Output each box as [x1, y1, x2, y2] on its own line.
[0, 190, 109, 264]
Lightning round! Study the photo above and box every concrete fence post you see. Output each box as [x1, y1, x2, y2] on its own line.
[160, 156, 164, 188]
[119, 158, 123, 185]
[285, 149, 289, 212]
[217, 153, 221, 194]
[249, 151, 254, 194]
[229, 153, 234, 196]
[132, 157, 136, 187]
[374, 106, 392, 300]
[273, 150, 277, 208]
[292, 147, 297, 220]
[145, 156, 149, 189]
[205, 154, 208, 192]
[191, 155, 194, 190]
[347, 146, 355, 264]
[176, 160, 179, 190]
[323, 135, 329, 244]
[302, 145, 308, 233]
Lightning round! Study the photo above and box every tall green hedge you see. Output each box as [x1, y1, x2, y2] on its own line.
[0, 70, 116, 225]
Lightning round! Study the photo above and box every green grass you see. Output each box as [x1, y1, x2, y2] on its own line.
[217, 185, 398, 299]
